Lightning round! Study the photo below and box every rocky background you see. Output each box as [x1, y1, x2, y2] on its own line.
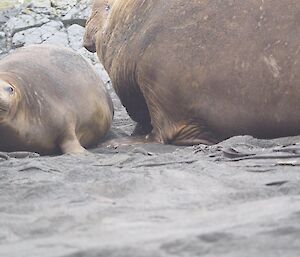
[1, 2, 300, 257]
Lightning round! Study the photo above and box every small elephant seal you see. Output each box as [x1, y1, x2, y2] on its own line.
[0, 44, 113, 155]
[84, 0, 300, 145]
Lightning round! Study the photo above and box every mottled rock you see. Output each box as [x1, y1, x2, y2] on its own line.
[94, 62, 111, 85]
[40, 20, 64, 41]
[6, 12, 50, 32]
[62, 4, 91, 21]
[1, 1, 91, 55]
[67, 24, 84, 50]
[12, 27, 42, 46]
[42, 24, 68, 46]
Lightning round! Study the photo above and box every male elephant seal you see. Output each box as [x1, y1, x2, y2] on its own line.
[0, 44, 113, 155]
[84, 0, 300, 145]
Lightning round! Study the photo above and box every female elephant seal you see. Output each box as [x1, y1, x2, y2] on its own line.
[84, 0, 300, 145]
[0, 44, 113, 155]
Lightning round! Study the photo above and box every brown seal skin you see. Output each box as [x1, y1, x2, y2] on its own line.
[0, 44, 113, 155]
[84, 0, 300, 145]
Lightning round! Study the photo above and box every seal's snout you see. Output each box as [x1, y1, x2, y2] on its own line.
[83, 31, 97, 53]
[84, 41, 97, 53]
[83, 19, 97, 53]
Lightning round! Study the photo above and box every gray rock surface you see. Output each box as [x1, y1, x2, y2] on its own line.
[0, 2, 300, 257]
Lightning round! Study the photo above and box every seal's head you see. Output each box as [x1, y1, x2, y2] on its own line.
[0, 79, 17, 120]
[84, 0, 114, 52]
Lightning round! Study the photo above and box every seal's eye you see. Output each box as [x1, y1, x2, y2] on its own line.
[5, 86, 14, 94]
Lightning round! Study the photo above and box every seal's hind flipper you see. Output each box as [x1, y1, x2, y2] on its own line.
[163, 123, 219, 146]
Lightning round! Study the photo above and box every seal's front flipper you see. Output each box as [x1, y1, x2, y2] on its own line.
[60, 134, 86, 154]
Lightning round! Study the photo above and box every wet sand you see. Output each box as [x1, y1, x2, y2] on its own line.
[0, 3, 300, 257]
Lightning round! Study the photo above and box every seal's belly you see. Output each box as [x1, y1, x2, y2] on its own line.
[0, 124, 56, 154]
[208, 105, 300, 139]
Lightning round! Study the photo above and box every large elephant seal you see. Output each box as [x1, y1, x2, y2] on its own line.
[0, 44, 113, 155]
[84, 0, 300, 145]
